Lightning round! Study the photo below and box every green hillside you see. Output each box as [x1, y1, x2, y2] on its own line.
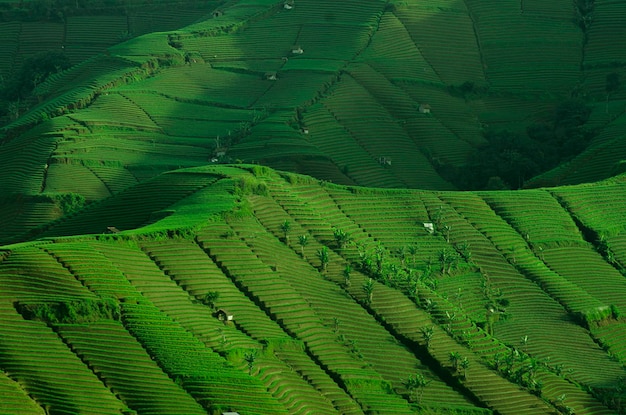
[2, 165, 626, 414]
[1, 0, 626, 414]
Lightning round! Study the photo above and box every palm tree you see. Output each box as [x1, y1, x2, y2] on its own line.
[459, 356, 470, 379]
[421, 326, 434, 349]
[404, 373, 430, 403]
[244, 350, 257, 373]
[343, 264, 352, 287]
[449, 351, 462, 375]
[363, 278, 375, 304]
[317, 246, 329, 272]
[333, 228, 352, 250]
[438, 248, 450, 274]
[281, 220, 291, 243]
[298, 234, 308, 258]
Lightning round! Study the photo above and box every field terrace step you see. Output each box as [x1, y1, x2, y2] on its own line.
[0, 246, 96, 302]
[196, 222, 418, 414]
[42, 242, 141, 300]
[141, 239, 288, 341]
[121, 301, 289, 415]
[249, 352, 340, 415]
[480, 190, 586, 248]
[0, 301, 126, 414]
[304, 102, 405, 188]
[0, 129, 59, 196]
[56, 320, 208, 415]
[541, 246, 626, 310]
[241, 181, 490, 406]
[593, 322, 626, 365]
[274, 347, 365, 415]
[377, 281, 619, 415]
[227, 213, 479, 411]
[363, 271, 550, 414]
[39, 171, 220, 238]
[436, 192, 626, 404]
[394, 1, 485, 86]
[436, 191, 607, 315]
[325, 187, 433, 251]
[96, 242, 259, 352]
[0, 368, 45, 414]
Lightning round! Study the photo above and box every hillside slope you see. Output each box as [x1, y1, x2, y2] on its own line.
[1, 1, 626, 414]
[1, 165, 626, 414]
[1, 0, 625, 219]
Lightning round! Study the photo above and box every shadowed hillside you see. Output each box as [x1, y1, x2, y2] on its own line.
[2, 0, 626, 414]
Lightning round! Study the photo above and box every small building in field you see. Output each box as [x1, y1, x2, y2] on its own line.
[291, 45, 304, 55]
[377, 156, 392, 166]
[265, 71, 278, 81]
[215, 308, 234, 322]
[419, 103, 431, 114]
[284, 0, 294, 9]
[423, 222, 434, 234]
[212, 9, 224, 18]
[106, 226, 120, 234]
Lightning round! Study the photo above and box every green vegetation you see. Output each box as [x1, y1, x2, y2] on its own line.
[1, 0, 626, 414]
[16, 297, 120, 324]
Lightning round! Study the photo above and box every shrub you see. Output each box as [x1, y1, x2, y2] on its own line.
[234, 176, 268, 196]
[49, 192, 86, 216]
[16, 297, 120, 324]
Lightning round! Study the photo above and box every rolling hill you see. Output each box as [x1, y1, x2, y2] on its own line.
[1, 0, 626, 414]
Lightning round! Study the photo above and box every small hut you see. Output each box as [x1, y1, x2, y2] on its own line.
[265, 71, 278, 81]
[215, 308, 234, 322]
[377, 156, 392, 166]
[291, 45, 304, 55]
[212, 9, 224, 18]
[418, 103, 431, 114]
[283, 0, 294, 9]
[423, 222, 434, 234]
[106, 226, 120, 234]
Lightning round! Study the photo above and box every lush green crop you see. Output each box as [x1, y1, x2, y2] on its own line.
[1, 0, 626, 414]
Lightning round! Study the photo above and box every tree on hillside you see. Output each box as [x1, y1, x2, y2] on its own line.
[333, 228, 352, 250]
[3, 51, 71, 101]
[449, 351, 463, 376]
[281, 220, 291, 243]
[459, 356, 470, 379]
[421, 326, 434, 349]
[317, 246, 329, 272]
[201, 291, 219, 310]
[343, 264, 352, 288]
[455, 241, 472, 263]
[298, 234, 308, 258]
[438, 248, 459, 275]
[404, 373, 430, 403]
[363, 278, 375, 304]
[244, 350, 257, 373]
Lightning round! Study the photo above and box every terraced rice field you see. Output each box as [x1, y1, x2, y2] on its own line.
[0, 165, 625, 414]
[2, 0, 626, 414]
